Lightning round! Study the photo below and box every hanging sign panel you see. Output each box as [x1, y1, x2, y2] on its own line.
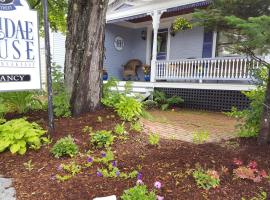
[0, 0, 41, 91]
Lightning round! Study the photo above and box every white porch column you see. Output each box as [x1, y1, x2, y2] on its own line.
[150, 10, 164, 83]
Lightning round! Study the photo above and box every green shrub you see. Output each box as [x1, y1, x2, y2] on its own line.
[227, 87, 264, 138]
[121, 185, 156, 200]
[130, 121, 143, 132]
[0, 91, 43, 114]
[148, 133, 160, 146]
[115, 96, 143, 121]
[193, 168, 220, 190]
[153, 90, 184, 110]
[51, 135, 78, 158]
[142, 100, 158, 110]
[114, 122, 126, 135]
[90, 130, 115, 148]
[52, 64, 71, 117]
[0, 118, 47, 155]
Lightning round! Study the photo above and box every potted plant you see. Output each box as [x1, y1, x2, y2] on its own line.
[103, 69, 108, 81]
[143, 65, 151, 81]
[170, 17, 192, 36]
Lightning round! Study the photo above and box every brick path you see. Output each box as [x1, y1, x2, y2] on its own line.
[141, 110, 238, 143]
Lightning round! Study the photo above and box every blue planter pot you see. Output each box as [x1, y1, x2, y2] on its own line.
[144, 74, 150, 81]
[103, 73, 108, 81]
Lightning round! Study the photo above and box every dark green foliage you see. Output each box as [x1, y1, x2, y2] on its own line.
[51, 135, 79, 158]
[153, 90, 184, 110]
[142, 100, 158, 110]
[121, 185, 156, 200]
[0, 118, 47, 155]
[28, 0, 67, 33]
[52, 64, 71, 117]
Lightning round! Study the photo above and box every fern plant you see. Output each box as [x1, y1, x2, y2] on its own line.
[153, 90, 184, 110]
[0, 118, 47, 155]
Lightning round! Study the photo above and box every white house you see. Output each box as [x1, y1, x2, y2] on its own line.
[43, 0, 269, 111]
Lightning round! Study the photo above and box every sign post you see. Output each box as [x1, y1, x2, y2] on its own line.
[42, 0, 54, 133]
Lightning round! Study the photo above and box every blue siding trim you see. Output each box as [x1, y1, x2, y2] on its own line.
[167, 1, 211, 12]
[107, 13, 147, 24]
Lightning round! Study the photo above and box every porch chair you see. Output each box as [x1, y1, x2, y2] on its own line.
[122, 59, 143, 81]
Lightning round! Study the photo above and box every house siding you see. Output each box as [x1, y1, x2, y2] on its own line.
[104, 24, 147, 80]
[169, 26, 204, 60]
[51, 32, 66, 69]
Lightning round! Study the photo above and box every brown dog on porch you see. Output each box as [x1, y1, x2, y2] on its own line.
[122, 59, 142, 81]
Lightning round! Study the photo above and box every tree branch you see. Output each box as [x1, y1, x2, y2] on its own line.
[31, 0, 41, 9]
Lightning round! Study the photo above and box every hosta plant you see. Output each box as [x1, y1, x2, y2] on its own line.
[51, 135, 79, 158]
[90, 130, 115, 148]
[0, 118, 47, 155]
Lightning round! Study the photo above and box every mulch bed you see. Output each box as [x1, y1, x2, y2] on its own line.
[1, 108, 270, 200]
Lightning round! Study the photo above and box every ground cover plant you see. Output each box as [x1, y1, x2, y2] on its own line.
[1, 109, 270, 200]
[153, 90, 184, 111]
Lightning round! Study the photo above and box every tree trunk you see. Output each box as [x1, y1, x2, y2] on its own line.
[258, 68, 270, 144]
[64, 0, 108, 116]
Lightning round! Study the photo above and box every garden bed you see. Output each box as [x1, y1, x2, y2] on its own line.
[1, 108, 270, 200]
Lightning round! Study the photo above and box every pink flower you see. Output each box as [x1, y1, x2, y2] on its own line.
[259, 170, 268, 178]
[154, 181, 162, 189]
[233, 158, 243, 166]
[248, 161, 258, 169]
[136, 179, 144, 185]
[157, 195, 164, 200]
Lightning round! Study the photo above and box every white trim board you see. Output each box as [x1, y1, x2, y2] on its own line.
[104, 81, 257, 91]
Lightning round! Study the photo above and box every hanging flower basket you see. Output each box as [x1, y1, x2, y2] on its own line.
[170, 17, 192, 36]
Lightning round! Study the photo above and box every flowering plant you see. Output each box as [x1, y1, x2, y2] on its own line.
[143, 65, 151, 75]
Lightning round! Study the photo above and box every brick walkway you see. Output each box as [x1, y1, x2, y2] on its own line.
[141, 110, 238, 143]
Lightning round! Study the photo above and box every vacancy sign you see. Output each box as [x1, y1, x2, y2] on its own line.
[0, 0, 41, 91]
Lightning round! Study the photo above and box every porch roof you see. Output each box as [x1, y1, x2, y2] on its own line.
[106, 0, 210, 24]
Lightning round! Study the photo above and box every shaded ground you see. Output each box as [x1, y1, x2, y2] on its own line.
[141, 109, 238, 142]
[0, 109, 270, 200]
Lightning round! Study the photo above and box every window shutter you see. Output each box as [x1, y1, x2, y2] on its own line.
[202, 31, 213, 58]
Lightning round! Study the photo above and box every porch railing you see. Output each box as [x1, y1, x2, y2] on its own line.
[156, 57, 260, 81]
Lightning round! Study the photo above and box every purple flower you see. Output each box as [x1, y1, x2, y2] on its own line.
[154, 181, 162, 189]
[136, 179, 143, 185]
[101, 152, 106, 158]
[97, 171, 103, 177]
[157, 195, 164, 200]
[112, 160, 117, 167]
[87, 157, 93, 163]
[116, 171, 120, 177]
[137, 173, 142, 180]
[50, 175, 56, 180]
[57, 165, 62, 171]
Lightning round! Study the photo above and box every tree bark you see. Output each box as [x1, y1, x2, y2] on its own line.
[258, 68, 270, 145]
[64, 0, 108, 116]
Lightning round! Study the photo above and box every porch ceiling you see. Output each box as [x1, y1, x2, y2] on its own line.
[107, 0, 210, 24]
